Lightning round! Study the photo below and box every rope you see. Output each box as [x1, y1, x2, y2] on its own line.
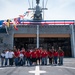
[45, 0, 48, 8]
[28, 0, 31, 8]
[32, 0, 33, 8]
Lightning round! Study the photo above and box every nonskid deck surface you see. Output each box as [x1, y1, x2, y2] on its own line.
[0, 58, 75, 75]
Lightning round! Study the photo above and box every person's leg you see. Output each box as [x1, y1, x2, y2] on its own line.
[43, 58, 45, 65]
[9, 58, 11, 66]
[11, 58, 13, 66]
[15, 58, 18, 66]
[5, 58, 8, 66]
[1, 58, 4, 66]
[33, 58, 37, 65]
[38, 58, 41, 65]
[45, 57, 47, 65]
[23, 56, 26, 65]
[55, 57, 58, 64]
[61, 56, 63, 65]
[59, 57, 63, 65]
[49, 57, 52, 64]
[41, 58, 44, 65]
[26, 57, 28, 66]
[10, 58, 13, 66]
[21, 58, 23, 66]
[49, 57, 50, 64]
[54, 57, 58, 64]
[29, 58, 32, 66]
[59, 57, 61, 65]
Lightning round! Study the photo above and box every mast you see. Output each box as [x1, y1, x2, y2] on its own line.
[28, 0, 47, 48]
[43, 0, 44, 19]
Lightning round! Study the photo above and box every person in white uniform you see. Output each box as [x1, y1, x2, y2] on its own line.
[5, 50, 9, 66]
[8, 50, 14, 66]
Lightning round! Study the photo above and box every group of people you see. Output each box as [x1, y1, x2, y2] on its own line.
[0, 46, 64, 67]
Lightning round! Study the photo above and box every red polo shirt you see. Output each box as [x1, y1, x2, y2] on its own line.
[48, 51, 53, 57]
[59, 52, 64, 57]
[41, 51, 48, 58]
[36, 49, 42, 58]
[53, 51, 58, 57]
[31, 51, 37, 58]
[25, 51, 31, 58]
[14, 51, 20, 57]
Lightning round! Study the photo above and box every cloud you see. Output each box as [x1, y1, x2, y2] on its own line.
[0, 0, 28, 20]
[0, 0, 75, 20]
[58, 0, 75, 8]
[44, 0, 75, 20]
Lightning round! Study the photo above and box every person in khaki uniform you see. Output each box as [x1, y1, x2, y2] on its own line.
[58, 47, 64, 65]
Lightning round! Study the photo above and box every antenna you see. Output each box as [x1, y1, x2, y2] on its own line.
[45, 0, 48, 8]
[36, 0, 40, 5]
[28, 0, 48, 20]
[32, 0, 33, 8]
[28, 0, 31, 8]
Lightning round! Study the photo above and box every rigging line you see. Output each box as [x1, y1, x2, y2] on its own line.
[45, 0, 48, 8]
[28, 0, 31, 8]
[32, 0, 33, 8]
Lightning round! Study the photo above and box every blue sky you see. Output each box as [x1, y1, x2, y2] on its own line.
[0, 0, 75, 20]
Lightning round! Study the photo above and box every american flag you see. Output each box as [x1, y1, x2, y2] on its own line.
[14, 17, 21, 24]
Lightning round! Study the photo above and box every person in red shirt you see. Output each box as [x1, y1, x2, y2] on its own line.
[25, 49, 32, 66]
[36, 48, 42, 65]
[14, 49, 20, 66]
[53, 49, 58, 65]
[58, 47, 64, 65]
[51, 46, 55, 64]
[31, 49, 37, 65]
[14, 49, 20, 58]
[21, 47, 26, 65]
[48, 49, 53, 65]
[41, 49, 48, 65]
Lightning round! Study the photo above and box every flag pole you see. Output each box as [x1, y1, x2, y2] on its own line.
[43, 0, 44, 19]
